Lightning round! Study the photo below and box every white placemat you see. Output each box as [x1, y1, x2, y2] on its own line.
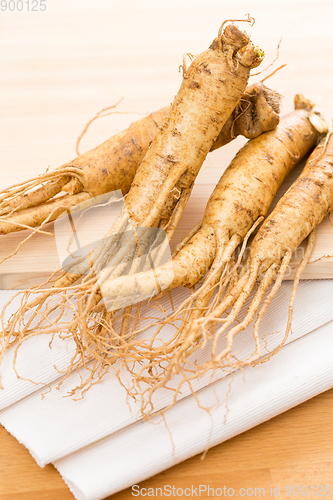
[0, 280, 332, 468]
[53, 319, 333, 500]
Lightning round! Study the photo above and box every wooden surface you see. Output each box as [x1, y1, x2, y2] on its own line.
[1, 1, 333, 499]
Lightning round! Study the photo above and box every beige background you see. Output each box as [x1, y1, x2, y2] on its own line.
[1, 0, 333, 498]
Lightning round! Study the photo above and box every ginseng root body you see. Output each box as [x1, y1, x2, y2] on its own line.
[101, 95, 324, 317]
[98, 96, 326, 414]
[148, 129, 333, 415]
[1, 19, 265, 390]
[195, 131, 333, 366]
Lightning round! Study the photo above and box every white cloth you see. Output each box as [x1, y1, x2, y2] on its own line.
[54, 320, 333, 500]
[0, 281, 333, 498]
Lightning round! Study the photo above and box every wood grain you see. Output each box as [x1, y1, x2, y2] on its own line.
[1, 0, 333, 498]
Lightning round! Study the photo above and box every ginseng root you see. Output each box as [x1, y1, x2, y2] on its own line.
[1, 19, 265, 385]
[100, 94, 325, 329]
[102, 95, 326, 413]
[143, 129, 333, 414]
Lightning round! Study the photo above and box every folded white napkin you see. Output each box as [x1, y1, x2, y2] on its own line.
[53, 319, 333, 500]
[0, 279, 333, 470]
[0, 290, 78, 410]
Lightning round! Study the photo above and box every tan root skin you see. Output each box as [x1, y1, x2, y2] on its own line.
[205, 131, 333, 361]
[64, 23, 264, 284]
[164, 121, 333, 396]
[253, 132, 333, 273]
[102, 95, 322, 304]
[124, 27, 263, 227]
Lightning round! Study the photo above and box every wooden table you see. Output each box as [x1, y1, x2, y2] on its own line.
[1, 1, 333, 498]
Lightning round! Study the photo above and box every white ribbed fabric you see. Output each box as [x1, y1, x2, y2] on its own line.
[53, 320, 333, 500]
[0, 280, 332, 469]
[0, 290, 77, 409]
